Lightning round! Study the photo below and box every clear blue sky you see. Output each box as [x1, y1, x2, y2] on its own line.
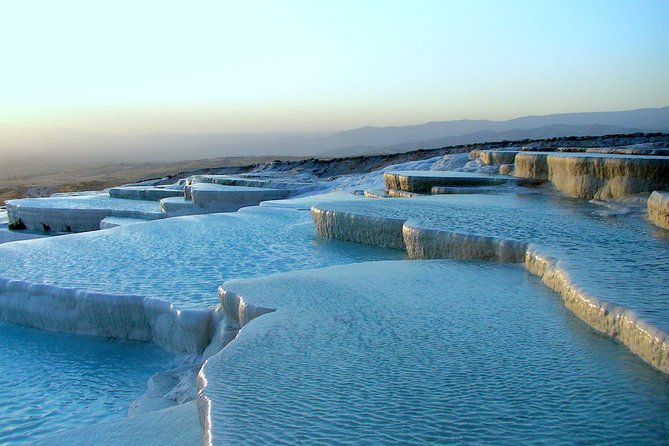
[1, 0, 667, 134]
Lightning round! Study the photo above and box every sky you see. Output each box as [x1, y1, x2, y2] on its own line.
[0, 0, 668, 134]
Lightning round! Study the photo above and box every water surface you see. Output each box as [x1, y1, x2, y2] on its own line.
[0, 323, 173, 444]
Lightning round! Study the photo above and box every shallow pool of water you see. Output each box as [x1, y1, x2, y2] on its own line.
[6, 194, 161, 212]
[316, 192, 669, 331]
[0, 323, 174, 444]
[0, 207, 403, 308]
[203, 260, 669, 444]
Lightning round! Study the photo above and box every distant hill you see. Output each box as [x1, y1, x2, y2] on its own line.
[320, 124, 646, 158]
[1, 106, 667, 164]
[327, 107, 669, 148]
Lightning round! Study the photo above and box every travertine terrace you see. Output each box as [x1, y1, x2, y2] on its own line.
[470, 149, 669, 200]
[648, 191, 669, 229]
[1, 138, 668, 443]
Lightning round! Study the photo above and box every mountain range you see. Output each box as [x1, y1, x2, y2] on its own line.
[1, 106, 667, 164]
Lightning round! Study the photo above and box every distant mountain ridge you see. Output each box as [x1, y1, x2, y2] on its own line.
[319, 107, 669, 156]
[1, 106, 667, 164]
[321, 124, 648, 158]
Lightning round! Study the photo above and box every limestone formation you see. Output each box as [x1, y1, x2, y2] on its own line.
[514, 153, 669, 200]
[384, 171, 518, 193]
[470, 149, 518, 165]
[648, 191, 669, 229]
[311, 199, 669, 374]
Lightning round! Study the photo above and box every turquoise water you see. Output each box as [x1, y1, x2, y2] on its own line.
[6, 194, 161, 212]
[0, 323, 173, 444]
[315, 192, 669, 331]
[0, 207, 403, 308]
[203, 260, 669, 444]
[2, 191, 668, 443]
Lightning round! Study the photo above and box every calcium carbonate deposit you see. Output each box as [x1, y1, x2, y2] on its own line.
[648, 190, 669, 229]
[200, 261, 669, 445]
[1, 142, 668, 444]
[470, 149, 669, 199]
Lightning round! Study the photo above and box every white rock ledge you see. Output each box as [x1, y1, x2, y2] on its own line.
[197, 286, 277, 445]
[470, 149, 519, 165]
[311, 207, 406, 249]
[514, 153, 669, 200]
[0, 278, 213, 354]
[403, 224, 528, 263]
[647, 191, 669, 229]
[109, 186, 184, 201]
[6, 196, 164, 233]
[311, 205, 669, 374]
[385, 171, 514, 192]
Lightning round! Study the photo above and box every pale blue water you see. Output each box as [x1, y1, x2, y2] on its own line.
[0, 207, 403, 308]
[7, 194, 161, 212]
[315, 192, 669, 331]
[0, 323, 173, 444]
[203, 260, 669, 444]
[2, 192, 668, 443]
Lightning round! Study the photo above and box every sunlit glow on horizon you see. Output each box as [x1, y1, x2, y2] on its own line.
[1, 0, 668, 135]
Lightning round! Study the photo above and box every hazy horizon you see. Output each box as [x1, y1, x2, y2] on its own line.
[3, 105, 669, 137]
[1, 1, 668, 139]
[0, 105, 665, 168]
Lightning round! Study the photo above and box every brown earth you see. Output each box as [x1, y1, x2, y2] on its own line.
[0, 156, 304, 205]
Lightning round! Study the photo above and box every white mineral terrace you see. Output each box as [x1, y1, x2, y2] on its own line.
[0, 210, 45, 244]
[0, 206, 400, 354]
[470, 149, 669, 200]
[383, 170, 543, 193]
[1, 149, 669, 443]
[109, 185, 185, 201]
[648, 191, 669, 229]
[6, 181, 298, 233]
[311, 192, 669, 373]
[182, 183, 291, 213]
[198, 261, 669, 444]
[189, 174, 310, 190]
[6, 194, 165, 232]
